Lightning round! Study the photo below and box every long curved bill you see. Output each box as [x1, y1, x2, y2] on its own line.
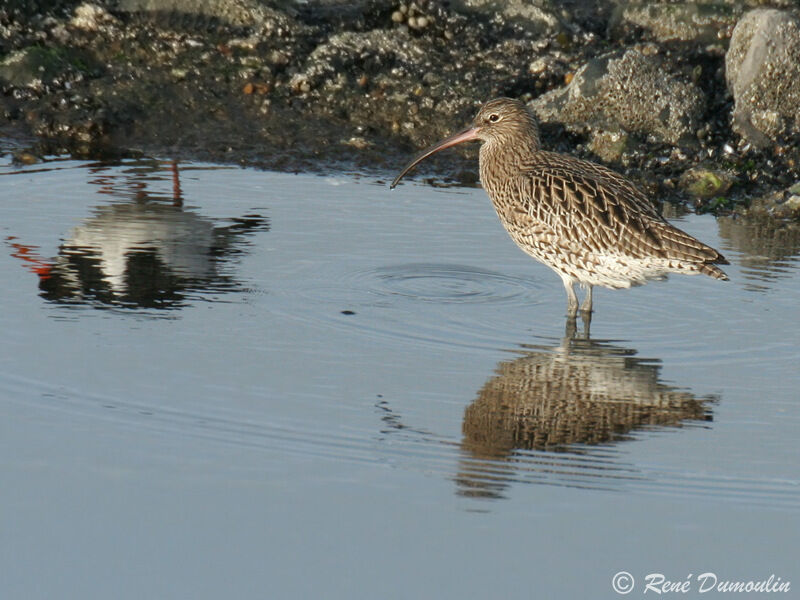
[390, 126, 481, 189]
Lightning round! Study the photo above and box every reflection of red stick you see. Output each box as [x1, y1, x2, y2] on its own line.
[5, 236, 53, 280]
[170, 160, 183, 206]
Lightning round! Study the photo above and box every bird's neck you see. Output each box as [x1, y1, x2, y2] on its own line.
[479, 137, 539, 194]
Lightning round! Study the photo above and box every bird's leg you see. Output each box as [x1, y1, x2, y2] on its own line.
[562, 277, 578, 318]
[580, 285, 593, 314]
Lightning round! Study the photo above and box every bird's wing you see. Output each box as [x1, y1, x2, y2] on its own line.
[500, 156, 727, 264]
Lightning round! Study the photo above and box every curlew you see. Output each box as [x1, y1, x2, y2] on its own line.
[390, 98, 728, 318]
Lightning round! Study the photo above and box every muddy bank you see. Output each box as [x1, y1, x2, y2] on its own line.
[1, 0, 799, 218]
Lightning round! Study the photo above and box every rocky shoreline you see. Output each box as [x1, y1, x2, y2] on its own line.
[2, 0, 800, 219]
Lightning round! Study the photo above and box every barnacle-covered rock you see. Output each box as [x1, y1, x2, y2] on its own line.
[609, 2, 742, 43]
[530, 48, 705, 145]
[725, 8, 800, 147]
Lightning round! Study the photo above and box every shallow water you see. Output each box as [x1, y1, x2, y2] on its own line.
[1, 154, 799, 598]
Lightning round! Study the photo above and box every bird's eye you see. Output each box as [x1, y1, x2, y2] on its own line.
[488, 113, 500, 123]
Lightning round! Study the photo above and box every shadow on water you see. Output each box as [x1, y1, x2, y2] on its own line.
[6, 161, 269, 311]
[378, 318, 718, 502]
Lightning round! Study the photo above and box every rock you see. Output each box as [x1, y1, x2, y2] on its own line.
[12, 150, 42, 165]
[0, 46, 93, 90]
[588, 130, 630, 163]
[71, 3, 118, 31]
[679, 166, 735, 198]
[115, 0, 305, 35]
[343, 136, 371, 150]
[449, 0, 562, 36]
[297, 30, 427, 93]
[726, 9, 800, 147]
[609, 2, 742, 44]
[782, 193, 800, 216]
[530, 48, 705, 145]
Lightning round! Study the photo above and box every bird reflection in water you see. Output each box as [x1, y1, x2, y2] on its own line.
[456, 318, 717, 499]
[7, 160, 269, 311]
[376, 318, 717, 501]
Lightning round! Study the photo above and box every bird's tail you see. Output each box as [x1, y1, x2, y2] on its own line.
[652, 221, 729, 281]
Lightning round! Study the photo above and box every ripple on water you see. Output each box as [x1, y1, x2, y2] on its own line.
[275, 262, 550, 351]
[0, 373, 385, 467]
[5, 368, 798, 509]
[358, 263, 540, 304]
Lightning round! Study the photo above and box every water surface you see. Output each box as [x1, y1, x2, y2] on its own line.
[1, 154, 798, 599]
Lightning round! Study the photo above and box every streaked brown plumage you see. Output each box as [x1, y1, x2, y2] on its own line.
[391, 97, 728, 316]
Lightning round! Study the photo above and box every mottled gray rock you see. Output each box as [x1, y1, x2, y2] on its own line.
[609, 2, 741, 43]
[587, 130, 630, 163]
[113, 0, 302, 33]
[449, 0, 562, 35]
[726, 9, 800, 146]
[295, 29, 428, 92]
[530, 48, 705, 145]
[71, 3, 118, 31]
[288, 24, 551, 150]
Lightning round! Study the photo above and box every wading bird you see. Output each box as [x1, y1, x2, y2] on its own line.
[391, 98, 728, 319]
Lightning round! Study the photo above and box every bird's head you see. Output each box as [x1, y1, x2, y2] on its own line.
[390, 97, 540, 189]
[473, 98, 540, 145]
